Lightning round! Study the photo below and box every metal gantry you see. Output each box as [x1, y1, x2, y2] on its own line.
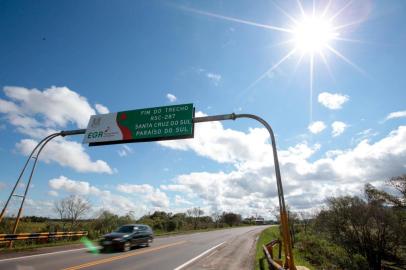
[0, 113, 295, 269]
[0, 129, 86, 241]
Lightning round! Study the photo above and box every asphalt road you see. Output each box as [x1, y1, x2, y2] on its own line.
[0, 226, 268, 270]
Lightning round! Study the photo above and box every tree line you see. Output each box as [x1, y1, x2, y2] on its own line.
[290, 174, 406, 270]
[0, 197, 246, 241]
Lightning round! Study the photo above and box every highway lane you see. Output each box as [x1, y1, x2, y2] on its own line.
[0, 226, 268, 270]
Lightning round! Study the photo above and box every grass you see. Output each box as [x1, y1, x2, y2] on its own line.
[255, 226, 315, 270]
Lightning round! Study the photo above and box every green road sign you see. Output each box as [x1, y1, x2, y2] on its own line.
[83, 103, 194, 146]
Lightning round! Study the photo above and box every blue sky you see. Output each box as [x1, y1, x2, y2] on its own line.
[0, 0, 405, 219]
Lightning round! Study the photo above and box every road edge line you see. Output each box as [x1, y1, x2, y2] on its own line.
[173, 241, 225, 270]
[0, 247, 88, 262]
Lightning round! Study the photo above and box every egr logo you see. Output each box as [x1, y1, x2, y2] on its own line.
[87, 131, 103, 139]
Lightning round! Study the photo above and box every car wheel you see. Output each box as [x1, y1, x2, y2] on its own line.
[122, 241, 131, 252]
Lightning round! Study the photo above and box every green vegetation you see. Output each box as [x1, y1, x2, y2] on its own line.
[255, 226, 315, 270]
[256, 175, 406, 270]
[1, 204, 249, 251]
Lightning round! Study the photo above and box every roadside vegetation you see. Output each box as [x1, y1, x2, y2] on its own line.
[0, 201, 250, 251]
[255, 226, 314, 270]
[256, 175, 406, 270]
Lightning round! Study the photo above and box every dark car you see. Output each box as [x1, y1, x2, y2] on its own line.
[100, 224, 154, 252]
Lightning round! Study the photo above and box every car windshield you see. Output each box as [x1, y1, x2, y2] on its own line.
[115, 226, 137, 233]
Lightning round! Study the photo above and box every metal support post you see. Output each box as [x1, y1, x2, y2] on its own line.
[194, 113, 296, 269]
[0, 129, 86, 245]
[11, 133, 61, 238]
[0, 132, 61, 223]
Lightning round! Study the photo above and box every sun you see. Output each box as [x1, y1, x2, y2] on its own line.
[181, 1, 365, 121]
[292, 15, 338, 54]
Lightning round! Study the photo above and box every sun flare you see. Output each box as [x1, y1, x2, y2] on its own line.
[182, 0, 365, 122]
[292, 16, 338, 54]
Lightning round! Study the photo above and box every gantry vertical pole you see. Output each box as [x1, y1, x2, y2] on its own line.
[0, 129, 86, 243]
[0, 133, 61, 223]
[11, 133, 61, 238]
[194, 113, 296, 270]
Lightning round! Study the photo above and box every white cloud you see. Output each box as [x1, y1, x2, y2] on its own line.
[158, 112, 270, 164]
[48, 190, 59, 197]
[97, 194, 143, 216]
[331, 121, 348, 137]
[166, 93, 177, 103]
[157, 109, 406, 216]
[49, 176, 107, 196]
[48, 176, 144, 217]
[0, 86, 113, 173]
[0, 182, 6, 191]
[351, 129, 379, 145]
[385, 110, 406, 120]
[17, 138, 113, 174]
[164, 124, 406, 215]
[325, 150, 344, 158]
[117, 184, 154, 194]
[2, 86, 95, 128]
[117, 145, 133, 157]
[193, 68, 222, 86]
[117, 149, 126, 157]
[308, 121, 326, 134]
[318, 92, 349, 110]
[117, 184, 169, 208]
[160, 184, 192, 193]
[174, 195, 193, 205]
[95, 103, 109, 114]
[206, 73, 222, 86]
[0, 99, 19, 113]
[147, 189, 170, 208]
[22, 199, 55, 217]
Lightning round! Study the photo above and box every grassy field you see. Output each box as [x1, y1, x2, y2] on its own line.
[255, 226, 314, 270]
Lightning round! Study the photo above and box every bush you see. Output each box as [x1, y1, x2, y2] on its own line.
[298, 233, 368, 270]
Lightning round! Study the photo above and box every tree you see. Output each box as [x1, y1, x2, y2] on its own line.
[54, 195, 91, 230]
[365, 174, 406, 208]
[287, 210, 299, 247]
[92, 210, 119, 236]
[298, 211, 313, 235]
[315, 193, 403, 269]
[221, 212, 241, 227]
[388, 174, 406, 201]
[212, 211, 222, 228]
[365, 175, 406, 257]
[187, 207, 204, 229]
[171, 213, 187, 230]
[54, 198, 68, 229]
[386, 174, 406, 208]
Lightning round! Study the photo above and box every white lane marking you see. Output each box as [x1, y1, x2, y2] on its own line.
[0, 248, 88, 263]
[173, 241, 225, 270]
